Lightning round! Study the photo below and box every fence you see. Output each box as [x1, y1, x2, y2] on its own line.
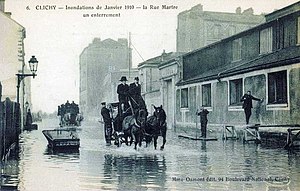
[0, 83, 21, 161]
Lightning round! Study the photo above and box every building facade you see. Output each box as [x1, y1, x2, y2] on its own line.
[175, 2, 300, 130]
[0, 4, 30, 129]
[138, 51, 182, 122]
[177, 4, 265, 53]
[158, 56, 184, 130]
[102, 69, 138, 104]
[79, 38, 131, 116]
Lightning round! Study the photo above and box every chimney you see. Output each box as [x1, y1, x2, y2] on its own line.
[242, 8, 254, 15]
[161, 50, 167, 62]
[0, 0, 5, 12]
[236, 7, 241, 14]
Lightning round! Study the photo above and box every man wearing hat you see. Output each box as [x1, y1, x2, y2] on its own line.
[117, 76, 129, 113]
[129, 76, 146, 110]
[101, 102, 112, 146]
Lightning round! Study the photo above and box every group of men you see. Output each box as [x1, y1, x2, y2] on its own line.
[57, 101, 80, 126]
[101, 76, 146, 146]
[117, 76, 146, 113]
[196, 90, 263, 138]
[101, 75, 263, 142]
[58, 100, 80, 116]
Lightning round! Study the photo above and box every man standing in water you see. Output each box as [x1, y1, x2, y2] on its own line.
[241, 91, 263, 124]
[196, 107, 209, 138]
[101, 102, 112, 146]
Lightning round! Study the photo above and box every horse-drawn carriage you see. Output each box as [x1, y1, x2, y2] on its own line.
[107, 98, 167, 150]
[58, 101, 83, 127]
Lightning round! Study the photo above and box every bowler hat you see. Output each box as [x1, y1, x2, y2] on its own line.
[134, 77, 139, 81]
[120, 76, 128, 81]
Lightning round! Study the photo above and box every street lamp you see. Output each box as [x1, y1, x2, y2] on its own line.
[16, 55, 38, 104]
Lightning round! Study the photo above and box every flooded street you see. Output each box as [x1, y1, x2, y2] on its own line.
[5, 118, 300, 190]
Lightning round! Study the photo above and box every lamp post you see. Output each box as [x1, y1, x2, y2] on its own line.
[16, 55, 38, 104]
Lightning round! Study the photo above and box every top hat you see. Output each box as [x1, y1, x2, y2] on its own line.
[134, 77, 139, 81]
[120, 76, 128, 81]
[101, 102, 106, 105]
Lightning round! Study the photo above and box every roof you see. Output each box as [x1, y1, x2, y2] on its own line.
[138, 52, 180, 67]
[201, 11, 264, 24]
[177, 46, 300, 86]
[265, 1, 300, 22]
[0, 10, 25, 29]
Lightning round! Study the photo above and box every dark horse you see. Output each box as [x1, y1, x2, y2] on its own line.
[145, 105, 167, 150]
[122, 108, 147, 149]
[112, 96, 148, 149]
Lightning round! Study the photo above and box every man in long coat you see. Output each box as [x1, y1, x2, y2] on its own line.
[128, 77, 146, 110]
[101, 102, 112, 146]
[117, 76, 129, 113]
[197, 107, 209, 138]
[241, 91, 262, 124]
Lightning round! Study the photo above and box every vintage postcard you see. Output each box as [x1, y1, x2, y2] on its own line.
[1, 0, 300, 190]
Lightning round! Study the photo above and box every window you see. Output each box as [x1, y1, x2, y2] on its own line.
[283, 19, 296, 48]
[297, 17, 300, 44]
[260, 27, 273, 54]
[213, 24, 222, 38]
[232, 38, 242, 61]
[181, 88, 188, 108]
[229, 79, 243, 105]
[268, 71, 287, 104]
[202, 84, 211, 107]
[228, 25, 236, 36]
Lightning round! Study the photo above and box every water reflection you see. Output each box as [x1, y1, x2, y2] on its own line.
[100, 154, 167, 190]
[11, 119, 300, 190]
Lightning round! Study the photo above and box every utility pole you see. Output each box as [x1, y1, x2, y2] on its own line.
[128, 32, 132, 78]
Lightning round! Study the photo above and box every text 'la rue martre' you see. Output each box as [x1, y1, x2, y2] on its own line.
[34, 4, 178, 11]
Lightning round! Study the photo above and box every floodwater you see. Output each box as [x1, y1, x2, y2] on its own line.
[3, 118, 300, 191]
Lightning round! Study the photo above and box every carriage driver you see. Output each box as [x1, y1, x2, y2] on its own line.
[128, 76, 146, 110]
[101, 102, 113, 146]
[117, 76, 129, 113]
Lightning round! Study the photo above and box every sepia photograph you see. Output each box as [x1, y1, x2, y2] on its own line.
[1, 0, 300, 190]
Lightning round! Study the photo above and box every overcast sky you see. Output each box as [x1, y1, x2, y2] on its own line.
[5, 0, 299, 113]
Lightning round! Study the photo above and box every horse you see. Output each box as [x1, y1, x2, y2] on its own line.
[122, 108, 148, 150]
[145, 105, 167, 150]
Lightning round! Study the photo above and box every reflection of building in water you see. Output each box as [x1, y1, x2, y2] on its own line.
[102, 154, 167, 190]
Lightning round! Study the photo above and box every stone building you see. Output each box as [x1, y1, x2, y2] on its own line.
[102, 69, 138, 104]
[138, 51, 182, 116]
[0, 1, 31, 129]
[79, 38, 131, 116]
[177, 4, 265, 53]
[175, 2, 300, 130]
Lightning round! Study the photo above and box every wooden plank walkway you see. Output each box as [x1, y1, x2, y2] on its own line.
[178, 134, 218, 141]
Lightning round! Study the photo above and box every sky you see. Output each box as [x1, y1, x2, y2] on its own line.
[5, 0, 299, 113]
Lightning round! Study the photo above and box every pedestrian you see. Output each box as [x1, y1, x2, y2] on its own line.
[196, 107, 209, 138]
[101, 102, 113, 146]
[117, 76, 129, 113]
[26, 109, 33, 129]
[241, 91, 263, 124]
